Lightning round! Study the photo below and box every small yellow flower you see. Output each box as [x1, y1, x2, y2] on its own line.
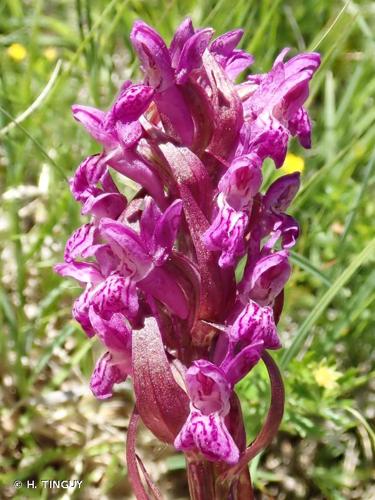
[313, 365, 341, 390]
[280, 153, 305, 174]
[7, 43, 27, 62]
[43, 47, 58, 61]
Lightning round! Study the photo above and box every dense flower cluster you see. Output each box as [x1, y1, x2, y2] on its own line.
[56, 17, 319, 478]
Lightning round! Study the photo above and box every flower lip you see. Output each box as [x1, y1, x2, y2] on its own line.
[218, 153, 262, 210]
[174, 410, 240, 464]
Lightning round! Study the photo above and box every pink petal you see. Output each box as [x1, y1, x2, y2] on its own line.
[54, 261, 103, 284]
[89, 308, 132, 352]
[94, 244, 120, 277]
[100, 218, 152, 280]
[244, 250, 291, 306]
[64, 223, 97, 262]
[251, 116, 289, 167]
[140, 197, 162, 249]
[130, 21, 174, 91]
[223, 341, 263, 385]
[263, 173, 300, 212]
[288, 107, 312, 148]
[153, 199, 183, 264]
[219, 154, 262, 210]
[115, 120, 143, 149]
[72, 285, 95, 337]
[203, 194, 248, 268]
[82, 192, 127, 219]
[224, 51, 254, 81]
[210, 29, 244, 57]
[170, 17, 195, 67]
[90, 351, 128, 399]
[111, 83, 154, 123]
[262, 213, 299, 251]
[91, 274, 139, 319]
[69, 154, 105, 202]
[229, 299, 280, 349]
[185, 360, 231, 415]
[175, 28, 213, 84]
[72, 105, 116, 148]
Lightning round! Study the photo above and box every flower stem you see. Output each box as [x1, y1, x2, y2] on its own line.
[186, 457, 216, 500]
[186, 457, 255, 500]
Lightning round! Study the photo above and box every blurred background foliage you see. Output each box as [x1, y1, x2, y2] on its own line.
[0, 0, 374, 498]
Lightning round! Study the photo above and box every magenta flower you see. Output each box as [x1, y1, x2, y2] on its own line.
[203, 153, 262, 267]
[89, 311, 132, 399]
[239, 49, 320, 166]
[55, 17, 320, 499]
[72, 82, 154, 150]
[174, 360, 239, 464]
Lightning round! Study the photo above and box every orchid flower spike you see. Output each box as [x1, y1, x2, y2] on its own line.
[55, 16, 320, 499]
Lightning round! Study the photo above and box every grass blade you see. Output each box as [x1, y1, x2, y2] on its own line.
[340, 153, 375, 246]
[281, 237, 375, 368]
[290, 251, 332, 288]
[0, 60, 62, 136]
[309, 0, 350, 51]
[0, 105, 68, 181]
[29, 323, 76, 384]
[344, 407, 375, 452]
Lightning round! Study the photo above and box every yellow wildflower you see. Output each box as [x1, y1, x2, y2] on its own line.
[7, 43, 27, 62]
[44, 47, 58, 61]
[280, 152, 305, 174]
[313, 365, 341, 390]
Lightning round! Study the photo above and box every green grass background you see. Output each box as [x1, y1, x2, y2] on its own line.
[0, 1, 374, 498]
